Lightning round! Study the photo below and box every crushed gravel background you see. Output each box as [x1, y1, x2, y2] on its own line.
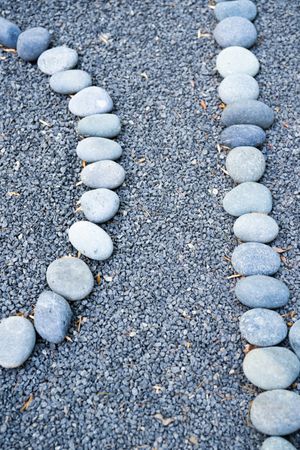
[0, 0, 299, 449]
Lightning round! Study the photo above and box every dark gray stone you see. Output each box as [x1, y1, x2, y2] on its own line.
[222, 100, 274, 129]
[233, 213, 279, 243]
[76, 137, 122, 162]
[217, 46, 260, 77]
[220, 124, 266, 148]
[81, 160, 125, 189]
[262, 437, 297, 450]
[289, 320, 300, 359]
[68, 221, 113, 261]
[231, 242, 281, 276]
[240, 308, 287, 346]
[80, 188, 120, 223]
[49, 70, 92, 94]
[218, 73, 259, 104]
[214, 16, 257, 48]
[0, 17, 21, 48]
[17, 27, 50, 61]
[215, 0, 257, 22]
[69, 86, 113, 117]
[223, 182, 272, 216]
[78, 114, 121, 138]
[37, 46, 78, 75]
[226, 146, 265, 183]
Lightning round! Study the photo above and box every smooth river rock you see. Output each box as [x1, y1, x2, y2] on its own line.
[232, 242, 281, 276]
[220, 124, 266, 148]
[37, 46, 78, 75]
[81, 160, 125, 189]
[223, 182, 272, 216]
[80, 188, 120, 223]
[78, 114, 121, 138]
[69, 86, 113, 117]
[233, 213, 279, 243]
[68, 221, 113, 261]
[262, 437, 297, 450]
[218, 73, 259, 104]
[215, 0, 257, 22]
[0, 316, 36, 368]
[76, 137, 122, 162]
[226, 146, 265, 183]
[240, 308, 287, 347]
[34, 291, 72, 344]
[214, 17, 257, 48]
[289, 320, 300, 359]
[17, 27, 51, 61]
[217, 46, 260, 78]
[222, 100, 274, 129]
[46, 256, 94, 301]
[50, 70, 92, 94]
[250, 390, 300, 435]
[0, 17, 21, 48]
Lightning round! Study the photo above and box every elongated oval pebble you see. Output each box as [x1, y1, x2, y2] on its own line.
[37, 46, 78, 75]
[69, 86, 113, 117]
[217, 46, 260, 78]
[262, 437, 297, 450]
[223, 182, 272, 217]
[81, 160, 125, 189]
[80, 188, 120, 223]
[220, 124, 266, 148]
[222, 100, 274, 129]
[233, 213, 279, 243]
[226, 146, 265, 183]
[232, 242, 280, 276]
[214, 17, 257, 48]
[218, 73, 259, 104]
[240, 308, 287, 346]
[50, 70, 92, 94]
[68, 221, 113, 261]
[0, 17, 21, 48]
[215, 0, 257, 22]
[78, 114, 121, 138]
[76, 137, 122, 162]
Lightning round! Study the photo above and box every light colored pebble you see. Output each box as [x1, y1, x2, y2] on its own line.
[81, 160, 125, 189]
[226, 146, 265, 183]
[76, 137, 122, 162]
[80, 188, 120, 223]
[216, 46, 260, 78]
[233, 213, 279, 243]
[68, 221, 113, 261]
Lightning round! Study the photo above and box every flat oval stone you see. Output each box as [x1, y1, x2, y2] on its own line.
[78, 114, 121, 138]
[69, 86, 113, 117]
[226, 146, 265, 183]
[215, 0, 257, 21]
[0, 316, 36, 368]
[50, 70, 92, 94]
[80, 188, 120, 223]
[17, 27, 51, 61]
[46, 256, 94, 301]
[222, 100, 274, 129]
[289, 321, 300, 359]
[220, 124, 266, 148]
[0, 17, 21, 48]
[214, 17, 257, 48]
[218, 74, 259, 104]
[240, 308, 287, 347]
[223, 182, 272, 216]
[243, 347, 300, 390]
[235, 275, 289, 308]
[262, 437, 297, 450]
[216, 46, 260, 78]
[76, 137, 122, 162]
[250, 390, 300, 435]
[232, 242, 281, 276]
[81, 160, 125, 189]
[34, 291, 72, 344]
[68, 221, 113, 261]
[233, 213, 279, 243]
[37, 46, 78, 75]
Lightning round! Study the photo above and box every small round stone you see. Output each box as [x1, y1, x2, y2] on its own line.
[46, 256, 94, 301]
[215, 0, 257, 22]
[233, 213, 279, 243]
[240, 308, 287, 347]
[50, 70, 92, 94]
[17, 27, 51, 62]
[235, 275, 290, 309]
[69, 86, 113, 117]
[222, 100, 274, 129]
[68, 221, 113, 261]
[218, 74, 259, 104]
[34, 291, 72, 344]
[80, 188, 120, 223]
[214, 17, 257, 48]
[226, 146, 265, 183]
[0, 17, 21, 48]
[217, 46, 260, 78]
[250, 390, 300, 436]
[81, 160, 125, 189]
[76, 137, 122, 162]
[289, 321, 300, 359]
[220, 124, 266, 148]
[0, 316, 36, 368]
[223, 182, 272, 217]
[37, 46, 78, 75]
[262, 437, 297, 450]
[232, 242, 281, 276]
[78, 114, 121, 138]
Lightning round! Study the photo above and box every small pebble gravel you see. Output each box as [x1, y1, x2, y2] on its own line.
[69, 86, 113, 117]
[220, 124, 266, 148]
[68, 221, 113, 261]
[17, 27, 51, 61]
[37, 46, 78, 75]
[233, 213, 279, 243]
[49, 69, 92, 94]
[78, 114, 121, 138]
[214, 17, 257, 48]
[226, 146, 265, 183]
[215, 0, 257, 22]
[222, 100, 274, 129]
[76, 137, 122, 162]
[262, 437, 297, 450]
[0, 17, 21, 48]
[0, 317, 36, 368]
[81, 160, 126, 189]
[232, 242, 281, 276]
[289, 320, 300, 359]
[218, 73, 259, 104]
[80, 188, 120, 223]
[223, 182, 272, 216]
[216, 46, 260, 77]
[240, 308, 287, 347]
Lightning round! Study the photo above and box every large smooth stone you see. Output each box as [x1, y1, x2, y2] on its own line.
[81, 160, 125, 189]
[235, 275, 290, 308]
[243, 347, 300, 390]
[250, 390, 300, 435]
[218, 73, 259, 104]
[37, 46, 78, 75]
[50, 70, 92, 94]
[240, 308, 287, 347]
[215, 0, 257, 21]
[233, 213, 279, 243]
[289, 321, 300, 359]
[220, 125, 266, 148]
[217, 46, 260, 78]
[262, 437, 297, 450]
[232, 242, 280, 276]
[222, 100, 274, 129]
[76, 137, 122, 162]
[78, 114, 121, 138]
[34, 291, 72, 344]
[68, 221, 113, 261]
[214, 17, 257, 48]
[0, 316, 36, 368]
[80, 188, 120, 223]
[226, 146, 265, 183]
[46, 256, 94, 301]
[17, 27, 51, 61]
[69, 86, 113, 117]
[223, 182, 272, 216]
[0, 17, 21, 48]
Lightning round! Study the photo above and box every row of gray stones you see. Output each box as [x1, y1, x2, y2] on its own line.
[0, 19, 123, 367]
[213, 2, 300, 449]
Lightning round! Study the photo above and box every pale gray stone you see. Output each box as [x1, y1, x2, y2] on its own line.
[216, 46, 260, 78]
[226, 146, 265, 183]
[240, 308, 287, 346]
[233, 213, 279, 243]
[37, 46, 78, 75]
[78, 114, 121, 138]
[81, 160, 125, 189]
[68, 221, 113, 261]
[218, 73, 259, 104]
[80, 188, 120, 223]
[76, 137, 122, 162]
[289, 320, 300, 359]
[223, 182, 272, 216]
[214, 17, 257, 48]
[215, 0, 257, 22]
[262, 437, 297, 450]
[232, 242, 281, 276]
[50, 70, 92, 94]
[68, 86, 113, 117]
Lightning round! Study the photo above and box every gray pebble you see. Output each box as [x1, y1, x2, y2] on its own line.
[76, 137, 122, 162]
[34, 291, 72, 344]
[218, 73, 259, 104]
[215, 0, 257, 22]
[0, 17, 21, 48]
[69, 86, 113, 117]
[226, 146, 265, 183]
[240, 308, 287, 347]
[49, 70, 92, 94]
[233, 213, 279, 243]
[80, 188, 120, 223]
[232, 242, 281, 276]
[223, 182, 272, 216]
[220, 124, 266, 148]
[289, 320, 300, 359]
[222, 100, 274, 129]
[262, 437, 297, 450]
[0, 316, 36, 368]
[81, 160, 125, 189]
[68, 221, 113, 261]
[46, 256, 94, 301]
[78, 114, 121, 138]
[37, 46, 78, 75]
[17, 27, 51, 62]
[214, 17, 257, 48]
[217, 46, 260, 77]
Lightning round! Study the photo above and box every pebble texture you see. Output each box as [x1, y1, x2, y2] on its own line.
[81, 160, 126, 189]
[216, 46, 260, 77]
[222, 100, 274, 129]
[214, 17, 257, 48]
[69, 86, 113, 117]
[215, 0, 257, 22]
[17, 27, 51, 61]
[218, 73, 259, 104]
[37, 46, 78, 75]
[233, 213, 279, 243]
[0, 17, 21, 48]
[0, 317, 36, 368]
[78, 114, 121, 138]
[226, 146, 265, 183]
[68, 221, 113, 261]
[76, 137, 122, 162]
[289, 320, 300, 359]
[80, 188, 120, 223]
[240, 308, 287, 347]
[49, 70, 92, 94]
[262, 437, 297, 450]
[223, 182, 272, 216]
[231, 242, 281, 276]
[220, 124, 266, 148]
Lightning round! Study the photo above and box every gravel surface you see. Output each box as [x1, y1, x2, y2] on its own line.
[0, 0, 299, 448]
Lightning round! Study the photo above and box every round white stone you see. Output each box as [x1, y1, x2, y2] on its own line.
[216, 46, 260, 78]
[218, 73, 259, 104]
